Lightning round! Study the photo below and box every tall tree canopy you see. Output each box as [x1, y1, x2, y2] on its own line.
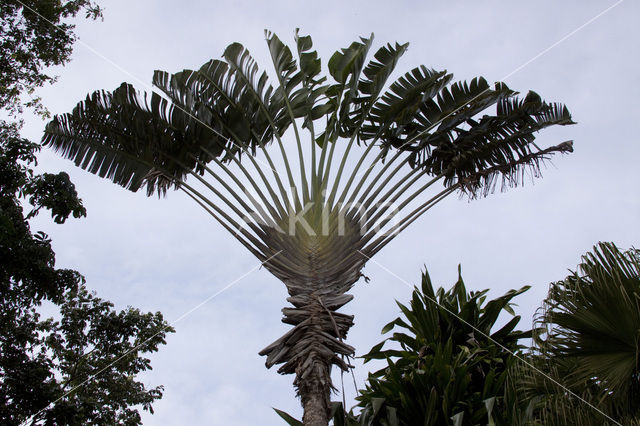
[0, 0, 102, 117]
[0, 122, 174, 425]
[42, 31, 574, 425]
[0, 1, 174, 424]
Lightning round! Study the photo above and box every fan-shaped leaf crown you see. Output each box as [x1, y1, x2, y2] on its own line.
[43, 31, 574, 200]
[42, 31, 574, 262]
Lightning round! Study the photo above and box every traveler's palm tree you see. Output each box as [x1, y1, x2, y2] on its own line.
[42, 31, 574, 425]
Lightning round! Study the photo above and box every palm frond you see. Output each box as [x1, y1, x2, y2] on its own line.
[43, 83, 228, 196]
[153, 60, 269, 150]
[325, 34, 374, 140]
[425, 91, 575, 197]
[372, 73, 575, 197]
[266, 30, 313, 121]
[360, 66, 452, 144]
[265, 31, 313, 202]
[535, 242, 640, 416]
[346, 41, 409, 130]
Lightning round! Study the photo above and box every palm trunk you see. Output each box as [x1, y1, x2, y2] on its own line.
[297, 340, 331, 426]
[259, 285, 359, 425]
[258, 211, 366, 424]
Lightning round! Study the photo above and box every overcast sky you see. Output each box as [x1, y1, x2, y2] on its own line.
[21, 0, 640, 424]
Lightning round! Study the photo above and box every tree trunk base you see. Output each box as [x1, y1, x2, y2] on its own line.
[297, 353, 331, 426]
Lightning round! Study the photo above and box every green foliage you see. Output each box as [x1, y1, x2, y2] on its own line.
[0, 121, 86, 302]
[0, 129, 174, 425]
[518, 242, 640, 425]
[1, 281, 173, 425]
[0, 2, 174, 423]
[1, 122, 87, 224]
[542, 242, 640, 399]
[352, 268, 530, 425]
[274, 407, 304, 426]
[0, 0, 102, 117]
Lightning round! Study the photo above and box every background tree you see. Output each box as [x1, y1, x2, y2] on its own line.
[0, 1, 174, 424]
[42, 31, 574, 425]
[0, 0, 102, 117]
[0, 120, 174, 426]
[512, 242, 640, 425]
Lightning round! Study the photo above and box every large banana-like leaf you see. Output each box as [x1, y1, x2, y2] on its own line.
[153, 60, 270, 150]
[345, 41, 409, 132]
[360, 66, 452, 142]
[43, 83, 229, 196]
[323, 35, 373, 142]
[422, 90, 575, 196]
